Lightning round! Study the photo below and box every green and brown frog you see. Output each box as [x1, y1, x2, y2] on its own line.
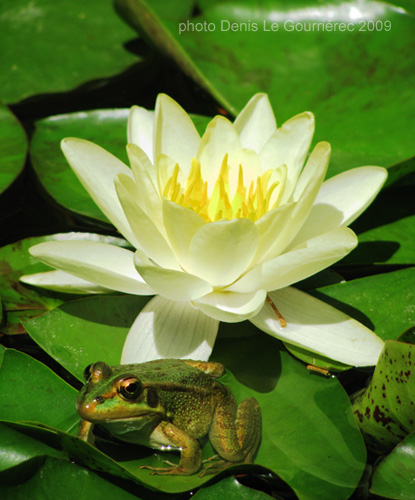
[76, 358, 261, 476]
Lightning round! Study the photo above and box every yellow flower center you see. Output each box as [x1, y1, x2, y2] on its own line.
[162, 154, 281, 223]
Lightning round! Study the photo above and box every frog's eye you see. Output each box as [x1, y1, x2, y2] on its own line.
[119, 377, 142, 400]
[83, 364, 93, 382]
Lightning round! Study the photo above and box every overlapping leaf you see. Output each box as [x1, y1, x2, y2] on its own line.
[352, 340, 415, 452]
[0, 102, 27, 194]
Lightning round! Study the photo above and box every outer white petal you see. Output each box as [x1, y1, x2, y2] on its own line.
[134, 256, 213, 302]
[121, 296, 219, 363]
[153, 94, 200, 173]
[260, 226, 357, 291]
[162, 200, 206, 270]
[227, 227, 357, 293]
[20, 270, 112, 294]
[115, 174, 180, 270]
[288, 166, 388, 247]
[193, 289, 267, 323]
[259, 111, 314, 197]
[188, 218, 259, 288]
[250, 288, 384, 366]
[61, 138, 138, 248]
[233, 93, 276, 152]
[29, 241, 154, 295]
[127, 106, 154, 162]
[196, 115, 241, 186]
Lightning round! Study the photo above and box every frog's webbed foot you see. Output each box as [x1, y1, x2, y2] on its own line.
[200, 457, 234, 477]
[138, 462, 194, 476]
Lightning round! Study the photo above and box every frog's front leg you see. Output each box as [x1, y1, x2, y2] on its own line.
[78, 419, 95, 445]
[140, 421, 202, 476]
[206, 395, 261, 475]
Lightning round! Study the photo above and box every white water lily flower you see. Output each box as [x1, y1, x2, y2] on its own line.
[21, 94, 387, 366]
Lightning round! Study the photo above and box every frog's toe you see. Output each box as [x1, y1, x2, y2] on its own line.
[139, 464, 196, 476]
[199, 459, 231, 477]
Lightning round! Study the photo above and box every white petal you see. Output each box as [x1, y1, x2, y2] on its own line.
[121, 296, 219, 363]
[289, 166, 388, 247]
[260, 226, 357, 291]
[233, 93, 276, 152]
[259, 111, 314, 199]
[196, 115, 240, 186]
[193, 289, 267, 323]
[29, 240, 154, 295]
[134, 256, 213, 301]
[61, 138, 138, 247]
[162, 200, 206, 270]
[115, 174, 180, 270]
[227, 227, 357, 293]
[153, 94, 200, 173]
[188, 218, 259, 287]
[127, 106, 154, 162]
[250, 288, 384, 366]
[20, 270, 112, 294]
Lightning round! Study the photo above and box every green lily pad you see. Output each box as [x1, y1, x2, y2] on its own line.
[351, 340, 415, 453]
[0, 0, 141, 104]
[30, 109, 212, 224]
[0, 422, 65, 484]
[24, 299, 366, 499]
[0, 456, 147, 500]
[0, 102, 27, 194]
[192, 476, 274, 500]
[370, 432, 415, 499]
[117, 0, 415, 178]
[0, 232, 130, 334]
[0, 349, 79, 432]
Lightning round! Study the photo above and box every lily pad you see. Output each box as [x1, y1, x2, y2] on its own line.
[0, 0, 141, 104]
[192, 476, 274, 500]
[0, 456, 147, 500]
[0, 232, 130, 334]
[0, 102, 27, 194]
[0, 349, 79, 432]
[351, 340, 415, 453]
[24, 299, 366, 499]
[117, 0, 415, 178]
[370, 432, 415, 499]
[0, 422, 65, 483]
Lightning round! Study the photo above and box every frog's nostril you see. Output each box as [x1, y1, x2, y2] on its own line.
[95, 396, 105, 405]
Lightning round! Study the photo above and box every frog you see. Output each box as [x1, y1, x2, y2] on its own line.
[76, 358, 261, 476]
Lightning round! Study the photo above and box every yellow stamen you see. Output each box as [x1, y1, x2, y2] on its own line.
[160, 154, 282, 223]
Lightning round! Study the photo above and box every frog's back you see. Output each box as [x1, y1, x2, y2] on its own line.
[115, 359, 219, 387]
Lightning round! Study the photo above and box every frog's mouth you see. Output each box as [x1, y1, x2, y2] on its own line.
[77, 401, 161, 423]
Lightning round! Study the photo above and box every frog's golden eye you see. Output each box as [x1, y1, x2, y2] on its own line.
[119, 377, 142, 400]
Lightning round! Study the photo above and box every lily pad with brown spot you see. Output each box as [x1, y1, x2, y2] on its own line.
[351, 340, 415, 453]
